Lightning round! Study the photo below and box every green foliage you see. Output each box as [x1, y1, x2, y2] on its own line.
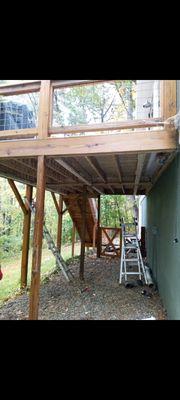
[53, 80, 136, 126]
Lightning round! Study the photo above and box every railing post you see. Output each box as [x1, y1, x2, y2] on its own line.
[38, 80, 52, 139]
[160, 80, 177, 120]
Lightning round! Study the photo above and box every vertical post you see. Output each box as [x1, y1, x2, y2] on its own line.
[29, 156, 46, 320]
[57, 195, 63, 253]
[21, 185, 33, 289]
[93, 223, 97, 251]
[79, 186, 87, 280]
[97, 195, 101, 258]
[38, 80, 51, 139]
[160, 80, 177, 120]
[72, 221, 76, 258]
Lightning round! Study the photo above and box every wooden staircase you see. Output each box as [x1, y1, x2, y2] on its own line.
[63, 196, 97, 247]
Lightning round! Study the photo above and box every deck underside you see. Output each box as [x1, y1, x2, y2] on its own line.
[0, 150, 177, 196]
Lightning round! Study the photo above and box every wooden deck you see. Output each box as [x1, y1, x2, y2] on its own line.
[0, 79, 178, 319]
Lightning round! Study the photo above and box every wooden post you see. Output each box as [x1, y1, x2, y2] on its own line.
[79, 186, 87, 280]
[93, 223, 97, 251]
[72, 221, 76, 258]
[21, 185, 33, 289]
[97, 195, 101, 258]
[57, 195, 63, 253]
[29, 156, 46, 320]
[160, 80, 177, 120]
[38, 80, 52, 139]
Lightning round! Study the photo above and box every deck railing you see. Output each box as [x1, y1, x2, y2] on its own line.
[0, 80, 176, 142]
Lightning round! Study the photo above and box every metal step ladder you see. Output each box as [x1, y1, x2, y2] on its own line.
[119, 219, 147, 285]
[25, 197, 74, 282]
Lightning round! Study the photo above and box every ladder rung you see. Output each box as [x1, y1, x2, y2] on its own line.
[122, 258, 139, 262]
[121, 272, 142, 275]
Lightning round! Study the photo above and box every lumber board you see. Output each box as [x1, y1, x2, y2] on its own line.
[49, 118, 163, 135]
[0, 130, 177, 158]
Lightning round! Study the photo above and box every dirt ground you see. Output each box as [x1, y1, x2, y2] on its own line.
[0, 255, 167, 320]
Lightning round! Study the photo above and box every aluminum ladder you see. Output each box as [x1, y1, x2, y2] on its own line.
[119, 219, 147, 285]
[25, 198, 74, 282]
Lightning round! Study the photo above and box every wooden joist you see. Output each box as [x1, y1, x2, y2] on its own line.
[55, 158, 103, 195]
[85, 156, 106, 182]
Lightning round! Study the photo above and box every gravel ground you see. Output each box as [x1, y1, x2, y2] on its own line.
[0, 255, 167, 320]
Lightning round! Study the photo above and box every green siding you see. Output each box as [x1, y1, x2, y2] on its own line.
[145, 154, 180, 319]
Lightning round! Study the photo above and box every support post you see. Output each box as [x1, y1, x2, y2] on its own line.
[72, 221, 76, 258]
[57, 195, 63, 253]
[29, 156, 46, 320]
[21, 185, 33, 289]
[79, 186, 87, 280]
[97, 195, 101, 258]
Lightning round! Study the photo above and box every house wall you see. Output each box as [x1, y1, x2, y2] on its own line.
[140, 81, 180, 319]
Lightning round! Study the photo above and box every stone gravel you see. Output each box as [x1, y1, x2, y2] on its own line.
[0, 255, 167, 320]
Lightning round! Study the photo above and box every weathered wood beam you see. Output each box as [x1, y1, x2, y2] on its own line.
[134, 154, 146, 195]
[0, 128, 38, 140]
[0, 130, 176, 158]
[57, 195, 63, 254]
[51, 192, 60, 214]
[55, 158, 103, 195]
[72, 222, 76, 258]
[0, 81, 41, 96]
[52, 80, 110, 89]
[49, 118, 163, 136]
[79, 187, 87, 280]
[29, 156, 46, 320]
[21, 185, 33, 289]
[8, 179, 28, 215]
[85, 156, 106, 182]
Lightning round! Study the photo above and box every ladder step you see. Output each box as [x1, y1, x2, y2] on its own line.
[122, 258, 139, 262]
[121, 272, 142, 276]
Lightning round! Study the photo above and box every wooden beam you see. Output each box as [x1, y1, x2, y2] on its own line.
[49, 118, 163, 135]
[52, 80, 110, 89]
[160, 80, 177, 120]
[0, 130, 176, 158]
[21, 185, 33, 289]
[85, 156, 106, 182]
[8, 179, 28, 215]
[29, 156, 46, 320]
[97, 196, 101, 258]
[0, 128, 38, 140]
[57, 195, 63, 253]
[93, 223, 97, 250]
[79, 187, 87, 280]
[55, 158, 103, 195]
[72, 222, 76, 258]
[38, 80, 51, 139]
[51, 192, 60, 214]
[134, 154, 146, 195]
[0, 81, 41, 96]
